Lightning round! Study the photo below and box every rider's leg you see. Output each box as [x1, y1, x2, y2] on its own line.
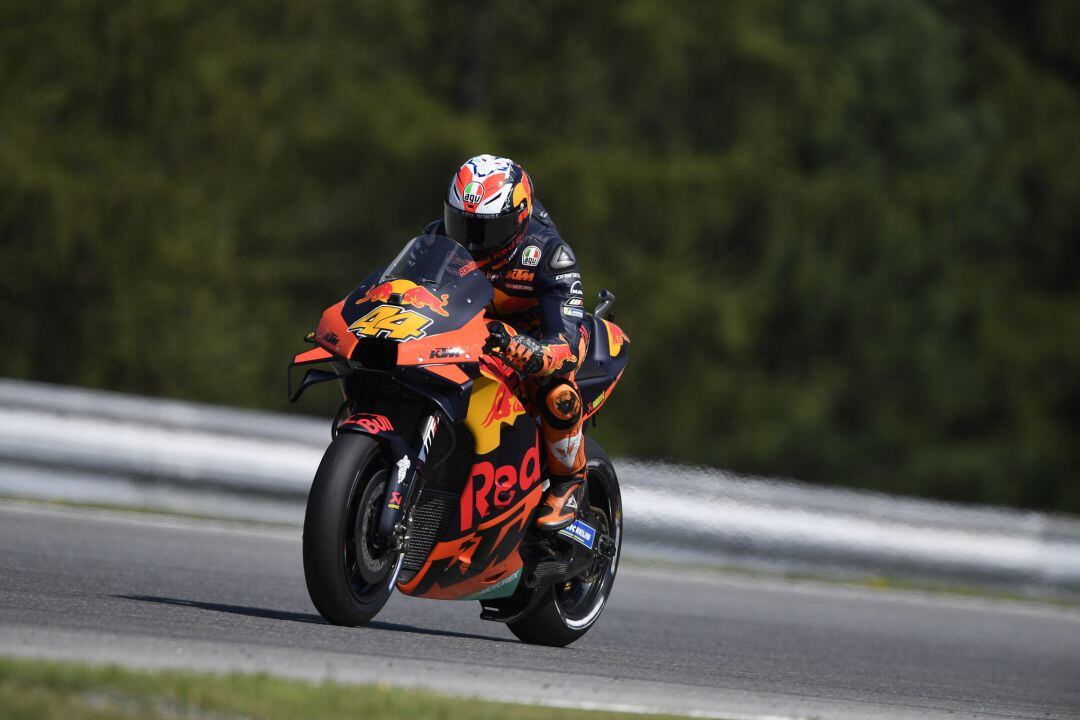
[535, 378, 586, 531]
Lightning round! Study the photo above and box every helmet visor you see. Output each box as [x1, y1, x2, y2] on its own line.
[443, 203, 522, 254]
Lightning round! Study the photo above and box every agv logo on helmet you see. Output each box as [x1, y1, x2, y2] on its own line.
[463, 181, 485, 205]
[443, 154, 534, 256]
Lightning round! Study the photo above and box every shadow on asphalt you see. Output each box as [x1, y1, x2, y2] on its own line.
[116, 595, 516, 644]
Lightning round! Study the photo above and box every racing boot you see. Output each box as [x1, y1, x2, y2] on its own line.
[537, 380, 587, 531]
[536, 474, 585, 531]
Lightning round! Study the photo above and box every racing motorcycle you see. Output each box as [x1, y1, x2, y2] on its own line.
[288, 233, 629, 646]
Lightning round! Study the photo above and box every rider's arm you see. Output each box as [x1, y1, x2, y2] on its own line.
[534, 242, 586, 377]
[487, 242, 585, 378]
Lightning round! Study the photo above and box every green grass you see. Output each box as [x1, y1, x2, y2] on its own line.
[0, 657, 699, 720]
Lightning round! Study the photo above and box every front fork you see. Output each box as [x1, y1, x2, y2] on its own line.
[376, 413, 440, 546]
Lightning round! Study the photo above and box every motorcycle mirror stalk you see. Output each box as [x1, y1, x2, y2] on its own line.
[594, 289, 616, 319]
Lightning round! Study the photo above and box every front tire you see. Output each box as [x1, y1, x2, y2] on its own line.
[507, 436, 622, 646]
[303, 433, 401, 626]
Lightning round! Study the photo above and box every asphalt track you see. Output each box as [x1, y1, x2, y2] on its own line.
[1, 502, 1078, 720]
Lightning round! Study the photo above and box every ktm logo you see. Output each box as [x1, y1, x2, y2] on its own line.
[459, 445, 541, 531]
[507, 269, 534, 283]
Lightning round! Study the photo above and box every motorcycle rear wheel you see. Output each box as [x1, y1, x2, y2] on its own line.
[303, 433, 402, 626]
[507, 436, 622, 647]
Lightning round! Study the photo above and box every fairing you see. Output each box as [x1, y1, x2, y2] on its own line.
[396, 368, 542, 601]
[343, 236, 492, 346]
[576, 316, 630, 418]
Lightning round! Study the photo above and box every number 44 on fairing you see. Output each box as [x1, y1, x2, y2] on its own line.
[349, 305, 432, 341]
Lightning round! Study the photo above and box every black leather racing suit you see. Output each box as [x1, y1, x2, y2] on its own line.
[425, 198, 589, 482]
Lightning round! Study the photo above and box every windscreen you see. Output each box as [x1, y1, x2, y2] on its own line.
[380, 234, 476, 288]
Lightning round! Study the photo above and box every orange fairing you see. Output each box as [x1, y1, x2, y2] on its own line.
[603, 319, 629, 358]
[394, 312, 489, 367]
[292, 347, 334, 365]
[315, 300, 358, 358]
[422, 364, 470, 385]
[584, 368, 625, 421]
[396, 485, 542, 600]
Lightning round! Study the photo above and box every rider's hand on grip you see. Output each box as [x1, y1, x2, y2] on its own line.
[484, 321, 513, 356]
[484, 321, 544, 375]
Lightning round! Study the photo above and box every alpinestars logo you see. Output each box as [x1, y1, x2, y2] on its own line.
[396, 456, 411, 485]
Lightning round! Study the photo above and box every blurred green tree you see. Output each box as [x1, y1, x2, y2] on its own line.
[1, 0, 1077, 510]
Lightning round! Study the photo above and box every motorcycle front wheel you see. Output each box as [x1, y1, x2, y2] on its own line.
[507, 436, 623, 647]
[303, 433, 402, 626]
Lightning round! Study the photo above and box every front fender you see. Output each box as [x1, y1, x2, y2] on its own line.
[337, 415, 416, 538]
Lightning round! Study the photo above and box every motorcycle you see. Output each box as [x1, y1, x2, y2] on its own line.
[288, 233, 629, 646]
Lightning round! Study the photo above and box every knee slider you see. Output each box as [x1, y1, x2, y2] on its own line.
[543, 382, 582, 430]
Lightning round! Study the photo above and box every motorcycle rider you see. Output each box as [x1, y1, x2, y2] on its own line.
[426, 154, 588, 532]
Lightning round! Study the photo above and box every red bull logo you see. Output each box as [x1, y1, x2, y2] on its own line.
[604, 320, 628, 357]
[459, 445, 541, 531]
[344, 413, 394, 434]
[360, 282, 395, 304]
[482, 384, 524, 427]
[400, 285, 450, 317]
[357, 280, 450, 317]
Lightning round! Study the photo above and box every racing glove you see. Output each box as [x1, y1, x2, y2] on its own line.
[484, 321, 545, 375]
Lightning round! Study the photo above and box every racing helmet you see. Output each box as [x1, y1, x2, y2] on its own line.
[443, 154, 533, 257]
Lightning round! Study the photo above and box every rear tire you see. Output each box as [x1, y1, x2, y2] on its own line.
[303, 433, 401, 626]
[507, 436, 622, 646]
